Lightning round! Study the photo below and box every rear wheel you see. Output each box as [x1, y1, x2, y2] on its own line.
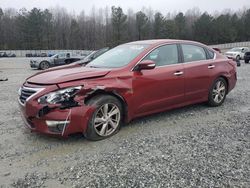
[208, 77, 227, 107]
[65, 59, 71, 64]
[39, 61, 50, 70]
[245, 59, 249, 64]
[84, 95, 123, 141]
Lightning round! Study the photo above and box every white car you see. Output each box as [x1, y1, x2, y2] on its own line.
[225, 47, 249, 61]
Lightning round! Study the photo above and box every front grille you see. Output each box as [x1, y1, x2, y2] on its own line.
[19, 87, 43, 104]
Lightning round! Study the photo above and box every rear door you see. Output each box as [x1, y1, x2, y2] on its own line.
[132, 44, 185, 116]
[181, 44, 215, 102]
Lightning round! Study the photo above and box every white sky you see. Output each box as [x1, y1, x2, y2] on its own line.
[1, 0, 250, 15]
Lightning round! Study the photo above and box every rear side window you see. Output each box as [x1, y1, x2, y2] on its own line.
[144, 44, 179, 66]
[182, 44, 206, 62]
[207, 49, 215, 59]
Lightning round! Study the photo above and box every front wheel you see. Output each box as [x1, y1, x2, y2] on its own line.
[208, 77, 227, 107]
[39, 61, 50, 70]
[245, 59, 249, 64]
[84, 95, 123, 141]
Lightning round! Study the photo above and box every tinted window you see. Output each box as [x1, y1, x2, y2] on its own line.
[182, 44, 206, 62]
[144, 44, 179, 66]
[207, 49, 215, 59]
[58, 53, 66, 58]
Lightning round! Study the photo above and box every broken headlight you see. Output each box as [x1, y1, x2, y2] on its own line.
[38, 86, 82, 105]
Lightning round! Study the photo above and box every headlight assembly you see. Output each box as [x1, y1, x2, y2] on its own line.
[38, 86, 82, 105]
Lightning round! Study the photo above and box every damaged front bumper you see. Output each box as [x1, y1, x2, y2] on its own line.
[18, 86, 96, 137]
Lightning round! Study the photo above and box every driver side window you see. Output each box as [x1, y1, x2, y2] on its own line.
[143, 44, 179, 67]
[58, 53, 66, 58]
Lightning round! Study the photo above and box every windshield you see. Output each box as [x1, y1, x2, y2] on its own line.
[229, 48, 242, 52]
[86, 44, 149, 68]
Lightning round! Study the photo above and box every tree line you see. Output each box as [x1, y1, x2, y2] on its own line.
[0, 6, 250, 50]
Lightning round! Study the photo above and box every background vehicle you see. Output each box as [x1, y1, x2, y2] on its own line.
[0, 52, 16, 57]
[244, 51, 250, 63]
[30, 52, 83, 70]
[19, 39, 236, 140]
[43, 47, 110, 71]
[82, 47, 109, 63]
[0, 52, 8, 57]
[225, 47, 249, 60]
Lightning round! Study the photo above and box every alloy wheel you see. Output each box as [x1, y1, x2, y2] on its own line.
[212, 80, 226, 104]
[93, 103, 121, 136]
[40, 62, 49, 69]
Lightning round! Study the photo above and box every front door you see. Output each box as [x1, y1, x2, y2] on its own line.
[54, 53, 67, 66]
[132, 44, 185, 116]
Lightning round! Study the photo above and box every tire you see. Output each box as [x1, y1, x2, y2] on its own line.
[236, 55, 240, 61]
[245, 59, 249, 64]
[84, 95, 123, 141]
[208, 77, 228, 107]
[39, 61, 50, 70]
[65, 59, 71, 64]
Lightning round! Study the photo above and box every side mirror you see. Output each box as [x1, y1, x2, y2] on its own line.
[134, 60, 156, 71]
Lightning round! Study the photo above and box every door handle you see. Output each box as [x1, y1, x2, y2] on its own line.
[208, 65, 215, 69]
[174, 71, 184, 76]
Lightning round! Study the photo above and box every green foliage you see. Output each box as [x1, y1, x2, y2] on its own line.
[136, 11, 149, 40]
[174, 12, 187, 39]
[0, 6, 249, 50]
[193, 13, 214, 44]
[154, 12, 166, 38]
[111, 6, 127, 45]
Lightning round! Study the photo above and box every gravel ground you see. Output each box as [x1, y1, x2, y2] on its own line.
[0, 58, 249, 188]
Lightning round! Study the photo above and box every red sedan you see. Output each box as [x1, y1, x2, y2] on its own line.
[18, 39, 237, 140]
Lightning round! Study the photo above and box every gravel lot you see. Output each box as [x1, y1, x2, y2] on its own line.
[0, 58, 249, 188]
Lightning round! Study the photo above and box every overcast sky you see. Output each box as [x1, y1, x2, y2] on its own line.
[1, 0, 250, 14]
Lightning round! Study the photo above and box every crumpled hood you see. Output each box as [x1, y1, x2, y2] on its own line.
[27, 67, 111, 84]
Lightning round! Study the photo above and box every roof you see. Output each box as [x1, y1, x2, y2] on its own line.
[125, 39, 204, 46]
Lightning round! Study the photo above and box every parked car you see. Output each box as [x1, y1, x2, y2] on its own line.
[30, 52, 83, 70]
[225, 47, 249, 61]
[41, 47, 110, 71]
[244, 51, 250, 63]
[82, 47, 109, 63]
[0, 52, 8, 57]
[18, 39, 237, 140]
[40, 53, 47, 57]
[0, 52, 16, 57]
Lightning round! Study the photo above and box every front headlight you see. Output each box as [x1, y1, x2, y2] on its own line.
[38, 86, 82, 104]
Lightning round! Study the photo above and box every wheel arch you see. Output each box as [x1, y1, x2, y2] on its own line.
[84, 89, 128, 122]
[39, 60, 50, 69]
[216, 75, 229, 94]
